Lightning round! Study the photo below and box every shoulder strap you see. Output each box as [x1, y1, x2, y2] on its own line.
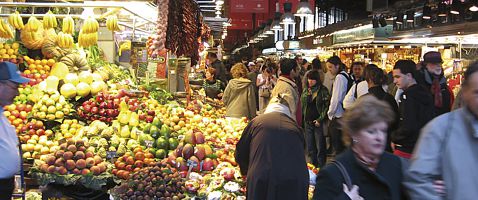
[332, 161, 353, 190]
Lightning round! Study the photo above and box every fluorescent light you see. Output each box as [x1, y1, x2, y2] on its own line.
[215, 0, 224, 5]
[471, 5, 478, 12]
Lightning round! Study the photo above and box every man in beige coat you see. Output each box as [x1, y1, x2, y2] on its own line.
[270, 58, 299, 121]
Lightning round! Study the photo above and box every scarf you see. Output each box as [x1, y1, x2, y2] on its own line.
[352, 148, 379, 171]
[431, 75, 443, 108]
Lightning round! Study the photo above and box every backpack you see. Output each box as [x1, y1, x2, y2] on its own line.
[338, 71, 354, 93]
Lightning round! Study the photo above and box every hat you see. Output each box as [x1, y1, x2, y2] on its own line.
[0, 62, 30, 83]
[256, 57, 264, 62]
[423, 51, 443, 64]
[248, 62, 256, 67]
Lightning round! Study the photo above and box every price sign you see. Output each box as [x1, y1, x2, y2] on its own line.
[186, 160, 199, 179]
[106, 151, 117, 162]
[144, 140, 154, 148]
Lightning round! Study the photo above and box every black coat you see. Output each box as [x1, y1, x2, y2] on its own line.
[416, 68, 452, 116]
[313, 149, 405, 200]
[367, 86, 400, 152]
[235, 112, 309, 200]
[392, 84, 435, 154]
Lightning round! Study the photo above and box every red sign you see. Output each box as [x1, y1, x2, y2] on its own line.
[229, 14, 254, 30]
[230, 0, 269, 13]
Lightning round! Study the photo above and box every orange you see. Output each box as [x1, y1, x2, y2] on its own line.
[35, 60, 41, 65]
[41, 59, 48, 65]
[47, 59, 55, 66]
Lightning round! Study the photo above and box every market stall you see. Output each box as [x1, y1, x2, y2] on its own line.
[0, 1, 278, 199]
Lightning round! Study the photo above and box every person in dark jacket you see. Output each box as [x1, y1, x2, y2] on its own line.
[365, 65, 399, 152]
[391, 60, 435, 159]
[314, 95, 404, 200]
[301, 70, 330, 168]
[189, 67, 225, 99]
[236, 94, 309, 200]
[416, 51, 453, 116]
[207, 52, 228, 84]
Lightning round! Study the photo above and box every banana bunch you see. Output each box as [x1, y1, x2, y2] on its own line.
[106, 15, 121, 32]
[57, 32, 74, 48]
[26, 16, 42, 32]
[78, 30, 98, 47]
[0, 20, 15, 39]
[81, 17, 99, 34]
[43, 11, 58, 29]
[62, 16, 74, 34]
[118, 41, 131, 56]
[8, 11, 24, 30]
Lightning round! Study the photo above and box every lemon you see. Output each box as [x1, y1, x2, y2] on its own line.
[7, 49, 14, 55]
[12, 42, 19, 49]
[4, 44, 11, 50]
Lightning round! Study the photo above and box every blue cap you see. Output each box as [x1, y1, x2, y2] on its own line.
[0, 62, 30, 84]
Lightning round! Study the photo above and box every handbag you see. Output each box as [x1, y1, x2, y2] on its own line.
[332, 161, 353, 190]
[260, 88, 271, 97]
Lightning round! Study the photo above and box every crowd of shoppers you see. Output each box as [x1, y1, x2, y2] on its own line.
[231, 51, 478, 200]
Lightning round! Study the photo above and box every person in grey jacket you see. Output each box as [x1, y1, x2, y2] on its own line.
[223, 63, 257, 119]
[405, 62, 478, 200]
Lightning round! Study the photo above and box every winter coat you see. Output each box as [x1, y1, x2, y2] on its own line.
[301, 84, 330, 125]
[270, 76, 299, 121]
[367, 86, 400, 152]
[405, 108, 478, 200]
[223, 78, 257, 119]
[416, 68, 452, 116]
[210, 59, 228, 84]
[392, 84, 435, 154]
[313, 149, 405, 200]
[236, 112, 309, 200]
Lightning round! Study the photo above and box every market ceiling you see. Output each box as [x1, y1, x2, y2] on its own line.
[220, 0, 370, 52]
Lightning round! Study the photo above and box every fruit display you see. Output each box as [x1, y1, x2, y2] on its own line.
[21, 16, 44, 50]
[43, 11, 58, 29]
[112, 162, 186, 199]
[77, 92, 120, 123]
[8, 11, 25, 30]
[62, 15, 75, 34]
[0, 6, 268, 199]
[56, 32, 74, 49]
[31, 91, 74, 121]
[106, 15, 121, 32]
[0, 42, 20, 62]
[3, 103, 32, 132]
[21, 135, 58, 160]
[30, 139, 117, 190]
[57, 119, 84, 139]
[0, 19, 15, 39]
[78, 17, 99, 47]
[112, 147, 155, 179]
[14, 86, 34, 104]
[23, 56, 55, 76]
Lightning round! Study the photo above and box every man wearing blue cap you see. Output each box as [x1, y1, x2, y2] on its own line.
[0, 62, 29, 199]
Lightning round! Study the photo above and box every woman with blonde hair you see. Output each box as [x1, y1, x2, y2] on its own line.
[223, 63, 257, 119]
[313, 95, 405, 200]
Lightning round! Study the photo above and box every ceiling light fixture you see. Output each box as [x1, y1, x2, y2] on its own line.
[294, 0, 313, 17]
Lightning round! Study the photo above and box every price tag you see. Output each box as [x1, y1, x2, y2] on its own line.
[106, 151, 117, 159]
[186, 160, 198, 179]
[144, 140, 154, 148]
